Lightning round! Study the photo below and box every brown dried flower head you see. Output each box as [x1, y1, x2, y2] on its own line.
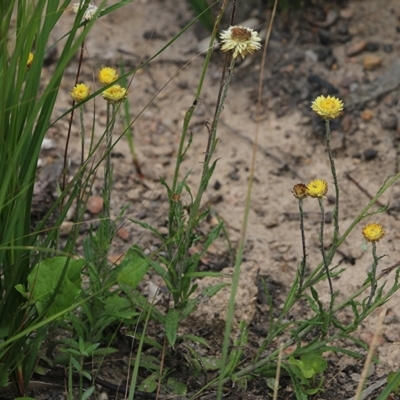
[292, 184, 308, 200]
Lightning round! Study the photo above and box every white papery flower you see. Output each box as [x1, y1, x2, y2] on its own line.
[72, 2, 99, 21]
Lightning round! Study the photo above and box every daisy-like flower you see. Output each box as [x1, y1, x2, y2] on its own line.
[292, 184, 308, 200]
[70, 83, 90, 102]
[362, 223, 385, 243]
[27, 52, 34, 69]
[311, 95, 344, 120]
[102, 85, 128, 104]
[98, 67, 119, 86]
[72, 2, 98, 21]
[220, 25, 261, 60]
[306, 179, 328, 198]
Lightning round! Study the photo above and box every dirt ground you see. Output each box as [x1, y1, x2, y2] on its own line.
[9, 0, 400, 398]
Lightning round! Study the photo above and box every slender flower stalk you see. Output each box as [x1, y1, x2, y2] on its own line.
[292, 184, 308, 293]
[317, 197, 333, 302]
[103, 103, 117, 221]
[362, 223, 385, 307]
[306, 179, 333, 303]
[325, 119, 340, 245]
[311, 95, 344, 246]
[367, 242, 379, 308]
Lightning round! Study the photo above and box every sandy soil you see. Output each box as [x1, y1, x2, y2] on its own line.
[17, 0, 400, 398]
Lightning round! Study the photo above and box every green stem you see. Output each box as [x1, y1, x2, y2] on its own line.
[103, 103, 115, 221]
[304, 171, 400, 289]
[318, 197, 333, 303]
[297, 198, 307, 294]
[367, 242, 378, 307]
[325, 119, 339, 245]
[176, 57, 236, 297]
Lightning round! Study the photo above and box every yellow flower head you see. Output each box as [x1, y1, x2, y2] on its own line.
[362, 223, 385, 243]
[306, 179, 328, 198]
[311, 95, 344, 120]
[98, 67, 119, 86]
[72, 2, 99, 21]
[220, 25, 261, 60]
[102, 85, 128, 104]
[27, 52, 34, 69]
[70, 83, 90, 102]
[292, 184, 308, 200]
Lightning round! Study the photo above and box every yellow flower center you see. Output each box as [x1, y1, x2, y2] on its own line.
[362, 223, 385, 243]
[306, 179, 328, 198]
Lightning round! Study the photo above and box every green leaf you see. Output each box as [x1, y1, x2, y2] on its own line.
[103, 295, 140, 320]
[28, 257, 84, 317]
[200, 283, 229, 298]
[182, 333, 210, 348]
[301, 353, 327, 375]
[15, 398, 37, 400]
[165, 308, 181, 347]
[167, 376, 187, 395]
[0, 364, 8, 387]
[81, 386, 95, 400]
[138, 371, 158, 393]
[199, 356, 221, 371]
[117, 248, 148, 289]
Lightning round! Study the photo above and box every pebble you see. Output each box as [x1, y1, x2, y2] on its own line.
[41, 138, 56, 150]
[117, 227, 130, 241]
[383, 43, 393, 53]
[305, 49, 318, 62]
[60, 221, 74, 236]
[384, 328, 400, 342]
[361, 109, 373, 121]
[341, 114, 353, 133]
[364, 148, 378, 160]
[325, 55, 337, 69]
[318, 29, 331, 45]
[346, 40, 367, 56]
[363, 54, 383, 70]
[108, 254, 124, 265]
[87, 196, 104, 214]
[340, 8, 354, 19]
[380, 113, 398, 130]
[365, 41, 380, 52]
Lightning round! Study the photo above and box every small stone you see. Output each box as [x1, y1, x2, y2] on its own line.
[364, 148, 378, 160]
[41, 138, 55, 150]
[365, 41, 380, 52]
[117, 227, 130, 241]
[87, 196, 103, 214]
[60, 221, 74, 236]
[305, 49, 318, 62]
[383, 43, 393, 53]
[340, 8, 354, 19]
[346, 40, 367, 56]
[384, 328, 400, 343]
[341, 114, 353, 133]
[363, 54, 383, 70]
[381, 113, 398, 130]
[361, 109, 373, 121]
[318, 29, 331, 45]
[325, 55, 337, 69]
[108, 254, 124, 265]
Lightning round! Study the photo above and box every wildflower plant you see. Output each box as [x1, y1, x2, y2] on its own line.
[1, 0, 400, 398]
[0, 0, 133, 394]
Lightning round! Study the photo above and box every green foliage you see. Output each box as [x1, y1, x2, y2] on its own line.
[376, 370, 400, 399]
[186, 0, 215, 32]
[26, 257, 84, 317]
[286, 352, 327, 397]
